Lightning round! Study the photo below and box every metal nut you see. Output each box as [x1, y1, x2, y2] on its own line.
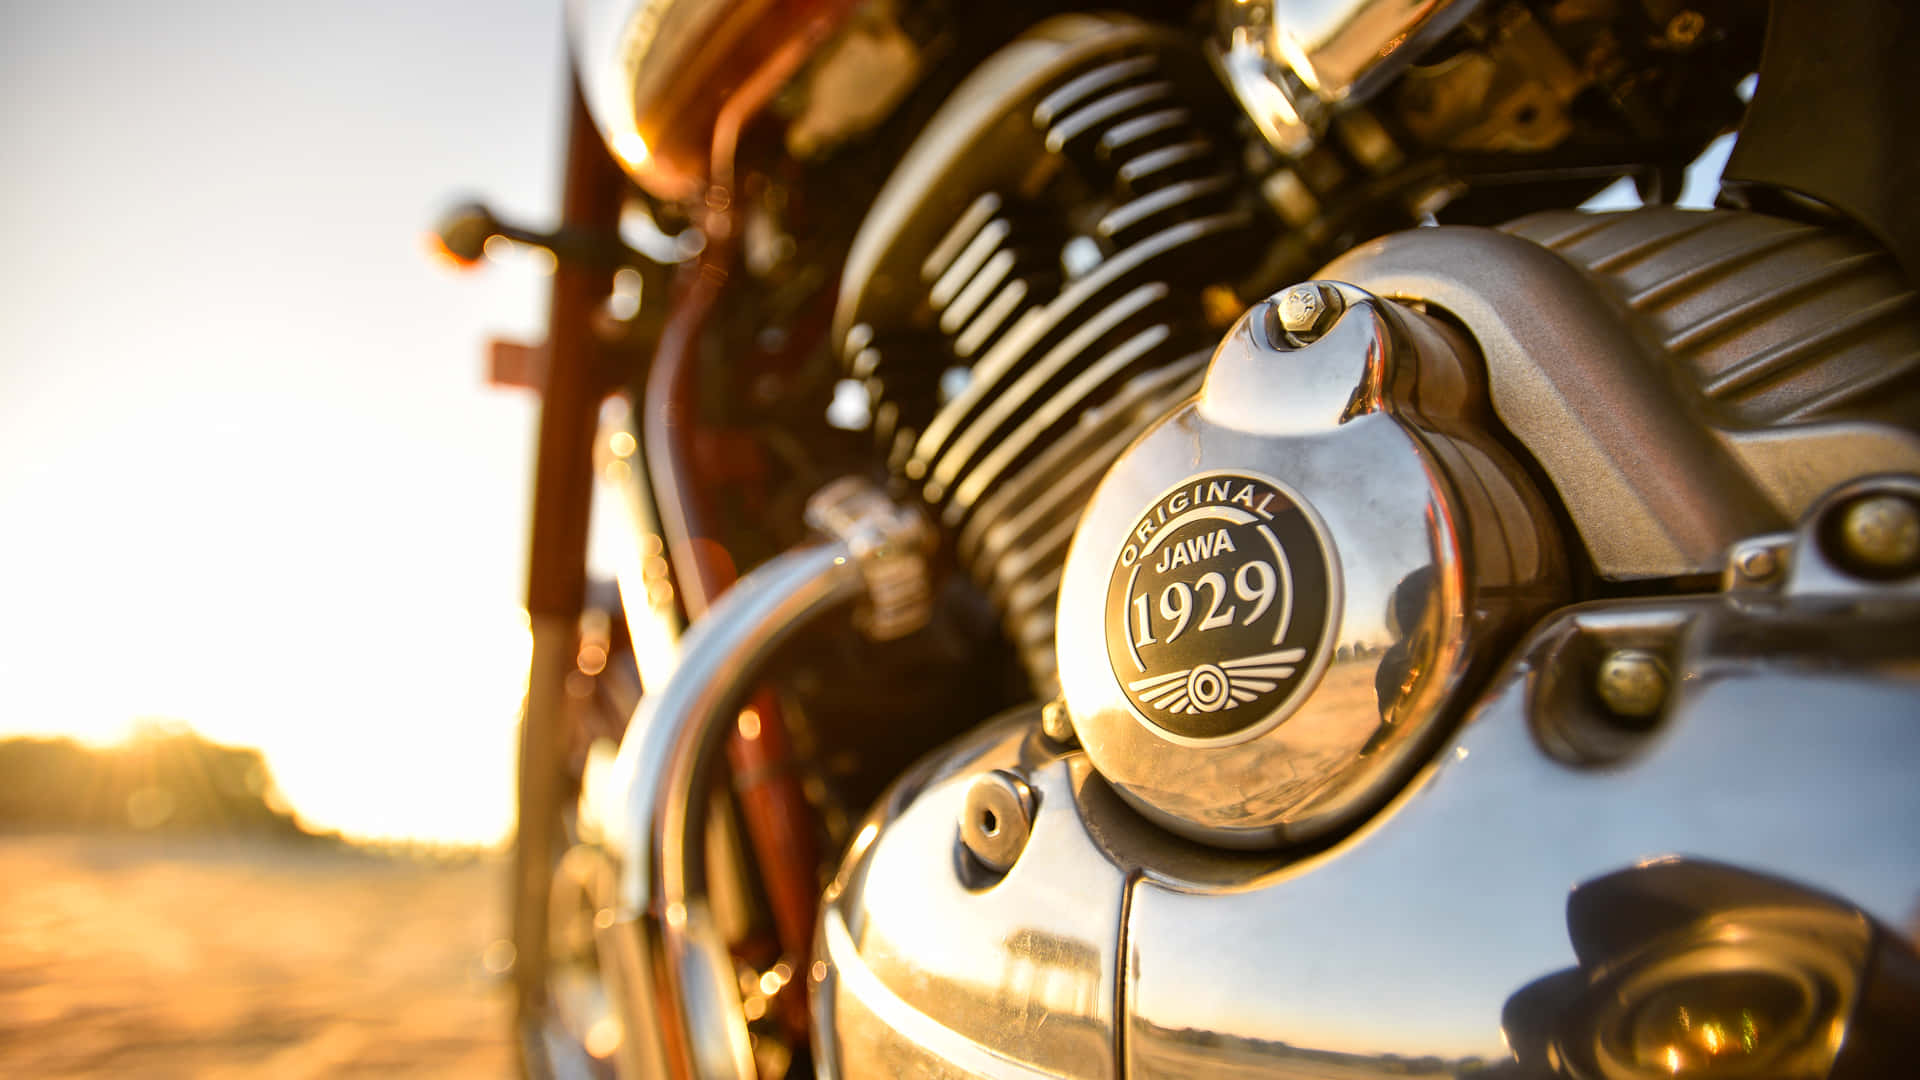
[1595, 649, 1669, 720]
[1271, 282, 1345, 345]
[1039, 699, 1075, 744]
[1836, 493, 1920, 576]
[959, 770, 1034, 874]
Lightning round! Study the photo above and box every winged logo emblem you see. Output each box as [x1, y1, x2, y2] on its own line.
[1126, 648, 1308, 714]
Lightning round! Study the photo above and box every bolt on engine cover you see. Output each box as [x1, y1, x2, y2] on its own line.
[1056, 284, 1564, 848]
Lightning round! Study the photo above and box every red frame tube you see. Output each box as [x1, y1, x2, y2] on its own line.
[514, 73, 628, 1059]
[642, 17, 844, 1040]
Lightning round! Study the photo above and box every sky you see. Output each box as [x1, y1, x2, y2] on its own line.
[0, 1, 571, 845]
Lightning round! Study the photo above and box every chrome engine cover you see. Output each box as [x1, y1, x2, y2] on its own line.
[813, 484, 1920, 1079]
[812, 209, 1920, 1077]
[1056, 283, 1563, 847]
[1324, 209, 1920, 582]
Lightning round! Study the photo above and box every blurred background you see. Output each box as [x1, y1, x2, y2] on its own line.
[2, 1, 577, 1073]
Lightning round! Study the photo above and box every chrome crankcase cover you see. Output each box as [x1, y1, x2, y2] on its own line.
[1056, 284, 1563, 848]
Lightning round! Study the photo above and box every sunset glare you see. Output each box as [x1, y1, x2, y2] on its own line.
[1, 1, 570, 845]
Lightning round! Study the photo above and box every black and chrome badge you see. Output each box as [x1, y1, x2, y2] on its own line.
[1104, 471, 1336, 740]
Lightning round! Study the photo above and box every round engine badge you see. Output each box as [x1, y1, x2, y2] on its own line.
[1104, 471, 1337, 741]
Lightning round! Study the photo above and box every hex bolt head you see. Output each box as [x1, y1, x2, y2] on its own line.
[1270, 282, 1345, 345]
[1040, 698, 1074, 744]
[960, 770, 1034, 874]
[1735, 545, 1778, 582]
[1836, 493, 1920, 576]
[1595, 649, 1669, 720]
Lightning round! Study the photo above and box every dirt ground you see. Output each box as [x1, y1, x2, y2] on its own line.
[0, 834, 515, 1078]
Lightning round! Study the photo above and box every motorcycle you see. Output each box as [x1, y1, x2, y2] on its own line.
[439, 0, 1920, 1076]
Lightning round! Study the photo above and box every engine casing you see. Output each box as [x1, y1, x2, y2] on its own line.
[811, 210, 1920, 1077]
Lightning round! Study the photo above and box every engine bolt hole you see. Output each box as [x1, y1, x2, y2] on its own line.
[959, 770, 1034, 875]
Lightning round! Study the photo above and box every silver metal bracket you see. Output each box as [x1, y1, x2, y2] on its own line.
[805, 476, 935, 641]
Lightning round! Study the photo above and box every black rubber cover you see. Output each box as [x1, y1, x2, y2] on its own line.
[1722, 0, 1920, 285]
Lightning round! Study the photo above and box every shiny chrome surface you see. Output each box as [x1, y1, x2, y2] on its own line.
[1123, 577, 1920, 1074]
[816, 493, 1920, 1076]
[1264, 0, 1480, 106]
[1055, 285, 1561, 848]
[567, 0, 851, 198]
[567, 0, 725, 181]
[1497, 859, 1916, 1078]
[610, 542, 864, 1079]
[1334, 209, 1920, 581]
[959, 770, 1036, 875]
[545, 843, 656, 1079]
[803, 475, 936, 641]
[817, 212, 1920, 1074]
[1212, 3, 1318, 157]
[596, 404, 684, 693]
[594, 478, 931, 1079]
[1213, 0, 1482, 156]
[814, 712, 1128, 1080]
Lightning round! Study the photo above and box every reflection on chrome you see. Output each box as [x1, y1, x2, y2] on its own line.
[1501, 858, 1916, 1079]
[1055, 286, 1564, 849]
[1626, 976, 1793, 1072]
[817, 528, 1920, 1075]
[1213, 0, 1484, 156]
[816, 715, 1125, 1079]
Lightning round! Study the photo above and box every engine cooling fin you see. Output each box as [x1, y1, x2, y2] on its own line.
[1504, 208, 1920, 429]
[835, 15, 1266, 692]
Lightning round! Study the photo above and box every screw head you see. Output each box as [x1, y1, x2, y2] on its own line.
[1735, 545, 1778, 581]
[959, 770, 1034, 874]
[1040, 699, 1074, 744]
[1836, 494, 1920, 576]
[1595, 649, 1669, 720]
[1271, 283, 1345, 344]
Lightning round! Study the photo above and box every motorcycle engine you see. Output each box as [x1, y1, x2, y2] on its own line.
[811, 3, 1920, 1077]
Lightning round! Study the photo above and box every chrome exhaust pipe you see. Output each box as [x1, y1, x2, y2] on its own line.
[598, 478, 932, 1079]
